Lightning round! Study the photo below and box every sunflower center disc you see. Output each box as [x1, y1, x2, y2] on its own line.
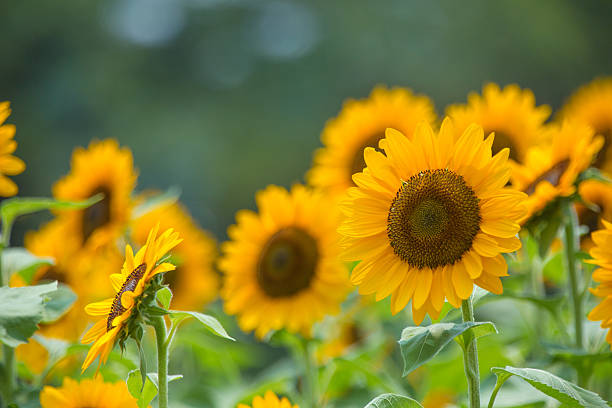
[257, 227, 319, 298]
[488, 130, 518, 160]
[107, 263, 146, 331]
[82, 186, 112, 243]
[387, 169, 481, 269]
[350, 132, 386, 180]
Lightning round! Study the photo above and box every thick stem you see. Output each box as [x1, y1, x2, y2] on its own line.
[300, 338, 318, 408]
[563, 203, 583, 349]
[0, 232, 15, 408]
[153, 317, 169, 408]
[461, 296, 481, 408]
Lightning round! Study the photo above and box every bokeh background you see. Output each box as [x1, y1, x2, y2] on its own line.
[2, 0, 612, 241]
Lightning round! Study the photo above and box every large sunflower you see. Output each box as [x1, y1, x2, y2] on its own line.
[560, 78, 612, 173]
[81, 225, 181, 371]
[0, 101, 25, 197]
[511, 121, 603, 220]
[238, 391, 298, 408]
[40, 377, 138, 408]
[339, 119, 526, 323]
[446, 83, 550, 162]
[307, 86, 436, 194]
[586, 220, 612, 348]
[220, 185, 349, 338]
[53, 139, 137, 249]
[131, 198, 219, 310]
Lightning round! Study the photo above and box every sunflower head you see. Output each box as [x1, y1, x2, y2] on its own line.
[586, 220, 612, 349]
[237, 391, 299, 408]
[511, 120, 603, 221]
[446, 83, 550, 162]
[339, 118, 527, 324]
[81, 224, 181, 372]
[560, 78, 612, 173]
[0, 101, 26, 197]
[307, 86, 436, 194]
[40, 377, 139, 408]
[53, 139, 138, 249]
[220, 184, 349, 338]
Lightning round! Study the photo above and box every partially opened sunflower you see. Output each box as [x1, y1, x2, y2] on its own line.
[237, 391, 298, 408]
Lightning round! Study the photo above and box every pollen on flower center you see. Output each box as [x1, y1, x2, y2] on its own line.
[488, 130, 518, 160]
[107, 263, 146, 331]
[257, 227, 319, 298]
[387, 169, 481, 269]
[350, 132, 386, 179]
[82, 186, 112, 243]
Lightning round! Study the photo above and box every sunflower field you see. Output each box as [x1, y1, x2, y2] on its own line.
[1, 2, 612, 408]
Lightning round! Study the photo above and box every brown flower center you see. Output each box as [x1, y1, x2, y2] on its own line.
[257, 227, 319, 297]
[387, 169, 481, 269]
[523, 159, 570, 195]
[487, 130, 518, 161]
[350, 132, 386, 182]
[82, 187, 112, 243]
[107, 263, 146, 332]
[37, 267, 67, 284]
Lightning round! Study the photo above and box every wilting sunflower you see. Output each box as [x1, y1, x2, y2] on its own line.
[307, 86, 436, 194]
[40, 377, 138, 408]
[511, 121, 603, 220]
[0, 101, 25, 197]
[339, 119, 526, 323]
[81, 225, 181, 371]
[53, 139, 137, 249]
[586, 220, 612, 348]
[446, 83, 550, 161]
[560, 78, 612, 173]
[220, 185, 349, 338]
[132, 198, 219, 310]
[576, 180, 612, 248]
[237, 391, 299, 408]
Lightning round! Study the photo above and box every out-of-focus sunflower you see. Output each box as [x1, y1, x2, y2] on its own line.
[586, 220, 612, 348]
[316, 319, 363, 363]
[0, 101, 25, 197]
[307, 86, 436, 194]
[40, 377, 138, 408]
[422, 389, 455, 408]
[81, 225, 181, 371]
[446, 83, 550, 162]
[560, 78, 612, 172]
[220, 185, 349, 338]
[511, 121, 603, 220]
[237, 391, 298, 408]
[577, 180, 612, 248]
[131, 198, 219, 310]
[339, 119, 526, 323]
[53, 139, 137, 249]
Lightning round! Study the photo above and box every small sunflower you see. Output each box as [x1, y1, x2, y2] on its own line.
[307, 86, 436, 194]
[339, 119, 527, 323]
[132, 198, 219, 310]
[586, 220, 612, 348]
[560, 78, 612, 172]
[237, 391, 299, 408]
[0, 101, 26, 197]
[446, 83, 550, 161]
[511, 120, 603, 220]
[220, 185, 349, 338]
[40, 377, 138, 408]
[577, 180, 612, 247]
[53, 139, 137, 249]
[81, 225, 181, 371]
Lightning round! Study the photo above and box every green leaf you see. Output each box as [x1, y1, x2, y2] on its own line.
[1, 247, 54, 284]
[156, 287, 172, 310]
[41, 283, 77, 323]
[577, 167, 612, 184]
[399, 321, 497, 376]
[132, 186, 181, 219]
[168, 310, 234, 341]
[126, 369, 158, 408]
[0, 282, 58, 346]
[490, 366, 609, 408]
[147, 373, 183, 390]
[364, 393, 424, 408]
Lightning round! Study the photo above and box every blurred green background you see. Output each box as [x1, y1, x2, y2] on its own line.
[2, 0, 611, 240]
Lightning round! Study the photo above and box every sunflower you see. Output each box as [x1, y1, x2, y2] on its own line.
[307, 86, 436, 194]
[81, 225, 181, 371]
[237, 391, 298, 408]
[586, 220, 612, 348]
[338, 119, 527, 323]
[446, 83, 550, 162]
[40, 377, 138, 408]
[0, 101, 25, 196]
[131, 197, 219, 310]
[559, 78, 612, 173]
[220, 185, 349, 338]
[511, 120, 603, 220]
[576, 180, 612, 248]
[53, 139, 137, 249]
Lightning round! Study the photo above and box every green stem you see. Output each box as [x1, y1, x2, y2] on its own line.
[461, 296, 480, 408]
[0, 230, 15, 408]
[563, 203, 583, 349]
[300, 338, 318, 408]
[152, 317, 169, 408]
